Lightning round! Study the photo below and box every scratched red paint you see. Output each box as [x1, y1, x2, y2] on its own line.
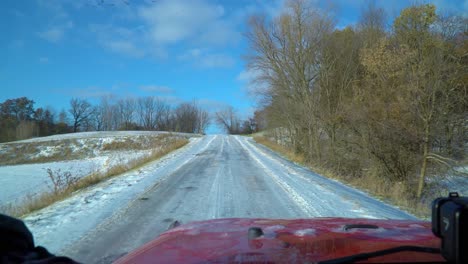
[114, 218, 444, 263]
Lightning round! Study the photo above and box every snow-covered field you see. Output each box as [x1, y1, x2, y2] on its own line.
[5, 131, 194, 144]
[0, 131, 195, 209]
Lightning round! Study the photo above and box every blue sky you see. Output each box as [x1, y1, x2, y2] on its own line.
[1, 0, 466, 133]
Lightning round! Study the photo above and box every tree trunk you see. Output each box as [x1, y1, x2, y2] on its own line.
[329, 124, 337, 157]
[445, 122, 453, 156]
[416, 124, 430, 198]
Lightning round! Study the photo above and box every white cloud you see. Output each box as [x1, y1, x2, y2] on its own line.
[178, 48, 235, 68]
[9, 40, 24, 49]
[185, 48, 202, 58]
[85, 0, 288, 62]
[9, 9, 26, 18]
[466, 0, 468, 17]
[432, 0, 468, 17]
[38, 21, 73, 43]
[39, 57, 49, 64]
[83, 0, 287, 60]
[177, 48, 202, 61]
[200, 54, 235, 68]
[237, 68, 260, 82]
[139, 85, 174, 94]
[158, 95, 183, 104]
[239, 0, 286, 19]
[197, 99, 227, 111]
[137, 0, 237, 46]
[38, 28, 64, 42]
[105, 40, 144, 58]
[37, 0, 69, 20]
[89, 24, 150, 58]
[61, 86, 115, 99]
[237, 68, 270, 98]
[36, 0, 75, 43]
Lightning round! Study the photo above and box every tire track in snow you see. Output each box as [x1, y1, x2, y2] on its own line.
[234, 136, 321, 217]
[236, 136, 416, 220]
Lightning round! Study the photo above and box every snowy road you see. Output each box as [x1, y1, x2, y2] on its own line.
[25, 135, 415, 263]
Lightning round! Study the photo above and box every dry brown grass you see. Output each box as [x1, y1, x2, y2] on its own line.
[1, 191, 70, 218]
[6, 138, 188, 217]
[254, 136, 306, 164]
[0, 140, 80, 165]
[0, 134, 179, 166]
[102, 138, 142, 151]
[254, 136, 430, 218]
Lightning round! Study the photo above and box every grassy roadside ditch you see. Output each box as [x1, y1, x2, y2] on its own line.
[253, 136, 429, 218]
[4, 138, 188, 217]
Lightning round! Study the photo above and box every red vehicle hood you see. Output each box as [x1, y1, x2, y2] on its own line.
[114, 218, 444, 263]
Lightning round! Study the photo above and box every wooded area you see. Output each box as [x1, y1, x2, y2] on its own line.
[246, 1, 467, 199]
[0, 96, 210, 142]
[214, 105, 261, 134]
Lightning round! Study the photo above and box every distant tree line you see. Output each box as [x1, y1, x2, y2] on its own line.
[0, 96, 210, 142]
[245, 1, 467, 198]
[0, 97, 70, 142]
[214, 106, 265, 135]
[68, 96, 209, 134]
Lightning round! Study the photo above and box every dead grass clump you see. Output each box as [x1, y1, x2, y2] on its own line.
[2, 191, 71, 217]
[0, 140, 80, 165]
[102, 134, 177, 151]
[46, 168, 80, 194]
[102, 138, 140, 151]
[27, 148, 75, 164]
[254, 136, 305, 164]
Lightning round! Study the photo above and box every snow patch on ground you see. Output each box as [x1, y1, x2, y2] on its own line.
[425, 165, 468, 201]
[0, 158, 107, 206]
[4, 131, 193, 144]
[35, 146, 57, 158]
[0, 131, 196, 208]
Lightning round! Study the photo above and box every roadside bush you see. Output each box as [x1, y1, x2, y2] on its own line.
[45, 168, 80, 194]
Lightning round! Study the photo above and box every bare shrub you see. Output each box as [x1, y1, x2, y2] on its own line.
[45, 168, 80, 194]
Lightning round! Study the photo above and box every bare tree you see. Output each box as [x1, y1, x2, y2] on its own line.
[137, 97, 170, 130]
[69, 98, 94, 132]
[16, 120, 38, 140]
[215, 106, 241, 134]
[57, 109, 68, 124]
[196, 108, 210, 134]
[358, 0, 386, 47]
[137, 97, 157, 130]
[174, 102, 199, 133]
[91, 105, 104, 131]
[156, 103, 173, 131]
[154, 99, 171, 131]
[117, 98, 136, 130]
[246, 0, 334, 158]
